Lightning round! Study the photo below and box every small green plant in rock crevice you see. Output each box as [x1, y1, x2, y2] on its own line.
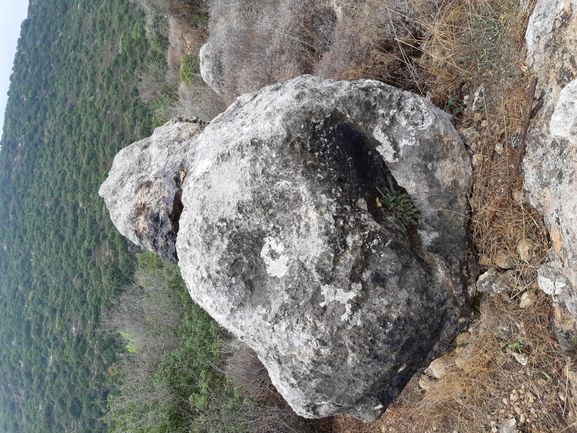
[376, 177, 422, 227]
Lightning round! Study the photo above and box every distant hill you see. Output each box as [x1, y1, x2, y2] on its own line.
[0, 0, 164, 431]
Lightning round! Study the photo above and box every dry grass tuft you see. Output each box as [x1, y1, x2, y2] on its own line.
[223, 339, 335, 433]
[313, 0, 431, 94]
[207, 0, 339, 102]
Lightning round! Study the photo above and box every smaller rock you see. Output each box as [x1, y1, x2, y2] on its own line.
[512, 190, 524, 204]
[425, 355, 453, 380]
[472, 85, 486, 111]
[516, 238, 535, 261]
[477, 269, 509, 293]
[511, 352, 528, 366]
[418, 375, 435, 391]
[199, 42, 224, 95]
[472, 153, 484, 167]
[519, 290, 537, 308]
[491, 421, 498, 433]
[495, 250, 516, 270]
[459, 126, 479, 146]
[479, 256, 492, 267]
[454, 331, 471, 346]
[454, 357, 465, 369]
[500, 418, 517, 433]
[554, 305, 577, 332]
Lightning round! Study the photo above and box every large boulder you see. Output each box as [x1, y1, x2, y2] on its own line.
[523, 0, 577, 316]
[100, 75, 475, 421]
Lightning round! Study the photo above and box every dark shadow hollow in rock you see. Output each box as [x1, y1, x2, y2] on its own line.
[303, 111, 394, 219]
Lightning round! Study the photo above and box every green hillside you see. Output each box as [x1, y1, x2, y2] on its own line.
[0, 0, 164, 431]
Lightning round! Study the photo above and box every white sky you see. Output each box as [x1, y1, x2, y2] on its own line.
[0, 2, 30, 139]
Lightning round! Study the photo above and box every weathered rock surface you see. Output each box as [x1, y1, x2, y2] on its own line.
[523, 0, 577, 316]
[199, 42, 225, 96]
[99, 117, 206, 263]
[100, 75, 476, 421]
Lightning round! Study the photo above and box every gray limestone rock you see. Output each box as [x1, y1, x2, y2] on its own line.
[100, 75, 475, 421]
[99, 117, 206, 263]
[199, 42, 225, 96]
[523, 0, 577, 316]
[477, 269, 509, 294]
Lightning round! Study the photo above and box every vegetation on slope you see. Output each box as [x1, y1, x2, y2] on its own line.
[104, 252, 332, 433]
[0, 0, 165, 431]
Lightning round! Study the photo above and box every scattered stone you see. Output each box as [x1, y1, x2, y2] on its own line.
[479, 256, 492, 267]
[512, 190, 524, 204]
[553, 305, 577, 332]
[425, 355, 454, 380]
[472, 85, 485, 111]
[418, 375, 435, 391]
[500, 418, 517, 433]
[477, 269, 509, 293]
[516, 238, 535, 262]
[101, 75, 476, 421]
[454, 331, 471, 346]
[459, 126, 478, 146]
[519, 290, 537, 308]
[538, 262, 577, 315]
[511, 352, 528, 366]
[472, 153, 484, 166]
[494, 250, 516, 270]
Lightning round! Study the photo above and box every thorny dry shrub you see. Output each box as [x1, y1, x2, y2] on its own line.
[207, 0, 338, 102]
[223, 339, 334, 433]
[206, 0, 442, 102]
[224, 339, 284, 405]
[313, 0, 434, 94]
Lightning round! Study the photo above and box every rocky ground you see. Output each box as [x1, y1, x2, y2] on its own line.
[135, 0, 577, 431]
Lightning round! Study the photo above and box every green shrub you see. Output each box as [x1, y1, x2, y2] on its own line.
[376, 177, 422, 227]
[180, 54, 200, 86]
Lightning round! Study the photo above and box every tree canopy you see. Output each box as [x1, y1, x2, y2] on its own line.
[0, 0, 166, 431]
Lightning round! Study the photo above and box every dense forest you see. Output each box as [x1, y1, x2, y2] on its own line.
[0, 0, 166, 431]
